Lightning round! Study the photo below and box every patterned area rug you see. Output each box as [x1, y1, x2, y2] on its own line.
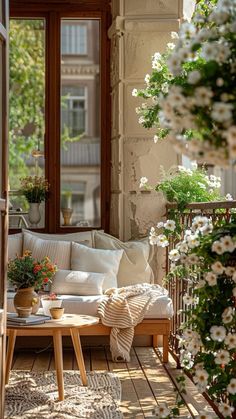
[5, 370, 123, 419]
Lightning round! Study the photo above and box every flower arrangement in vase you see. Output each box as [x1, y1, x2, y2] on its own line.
[165, 215, 236, 417]
[8, 251, 57, 314]
[20, 175, 49, 227]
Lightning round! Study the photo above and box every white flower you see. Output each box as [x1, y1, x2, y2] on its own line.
[211, 102, 233, 123]
[164, 219, 176, 231]
[179, 242, 189, 254]
[196, 412, 214, 419]
[225, 193, 233, 201]
[201, 42, 218, 61]
[212, 240, 225, 255]
[188, 254, 199, 264]
[218, 403, 234, 417]
[221, 235, 235, 253]
[179, 22, 196, 38]
[132, 88, 138, 97]
[167, 42, 175, 50]
[153, 403, 171, 418]
[225, 333, 236, 350]
[169, 249, 180, 262]
[233, 271, 236, 283]
[138, 116, 145, 124]
[152, 60, 162, 71]
[191, 161, 198, 170]
[192, 216, 210, 231]
[183, 294, 194, 305]
[211, 261, 224, 275]
[222, 307, 234, 324]
[156, 234, 169, 248]
[194, 87, 213, 106]
[167, 53, 181, 74]
[194, 369, 209, 387]
[187, 234, 200, 249]
[139, 177, 148, 188]
[180, 254, 188, 264]
[188, 70, 201, 85]
[215, 349, 230, 365]
[144, 74, 150, 84]
[157, 221, 164, 228]
[205, 272, 217, 286]
[154, 135, 159, 143]
[161, 82, 169, 93]
[227, 378, 236, 395]
[210, 325, 226, 342]
[226, 126, 236, 145]
[171, 31, 179, 39]
[225, 266, 235, 277]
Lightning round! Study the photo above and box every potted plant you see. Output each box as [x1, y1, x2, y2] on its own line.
[8, 250, 57, 314]
[20, 175, 49, 227]
[41, 293, 62, 316]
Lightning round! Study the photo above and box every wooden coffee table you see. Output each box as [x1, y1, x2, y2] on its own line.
[5, 314, 99, 401]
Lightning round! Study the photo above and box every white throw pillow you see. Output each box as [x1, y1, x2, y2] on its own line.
[51, 270, 105, 295]
[71, 242, 123, 290]
[92, 231, 153, 287]
[23, 231, 71, 270]
[8, 233, 23, 259]
[22, 229, 92, 247]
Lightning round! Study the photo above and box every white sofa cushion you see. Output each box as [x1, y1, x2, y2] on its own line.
[92, 231, 153, 287]
[7, 292, 173, 318]
[22, 229, 92, 247]
[8, 233, 23, 259]
[71, 242, 123, 290]
[23, 231, 71, 269]
[51, 269, 106, 295]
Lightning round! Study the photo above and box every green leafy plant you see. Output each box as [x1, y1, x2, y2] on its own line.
[20, 175, 49, 203]
[8, 251, 57, 290]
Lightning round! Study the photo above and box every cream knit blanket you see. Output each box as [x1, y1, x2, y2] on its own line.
[98, 283, 168, 362]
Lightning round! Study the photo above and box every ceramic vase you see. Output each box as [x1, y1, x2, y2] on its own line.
[14, 287, 40, 314]
[28, 202, 41, 227]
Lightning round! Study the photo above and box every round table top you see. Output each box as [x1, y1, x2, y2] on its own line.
[7, 314, 100, 330]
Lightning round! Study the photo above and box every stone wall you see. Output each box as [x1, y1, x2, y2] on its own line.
[109, 0, 194, 281]
[109, 1, 183, 239]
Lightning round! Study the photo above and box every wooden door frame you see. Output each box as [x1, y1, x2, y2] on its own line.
[0, 0, 9, 417]
[10, 0, 111, 234]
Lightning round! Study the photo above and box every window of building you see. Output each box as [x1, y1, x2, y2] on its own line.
[61, 86, 87, 137]
[9, 1, 110, 233]
[61, 24, 87, 55]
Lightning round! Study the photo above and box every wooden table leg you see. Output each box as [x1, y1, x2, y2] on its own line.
[70, 328, 87, 386]
[53, 330, 64, 401]
[5, 329, 17, 384]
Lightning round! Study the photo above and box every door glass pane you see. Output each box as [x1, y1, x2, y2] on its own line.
[60, 19, 100, 227]
[9, 19, 46, 229]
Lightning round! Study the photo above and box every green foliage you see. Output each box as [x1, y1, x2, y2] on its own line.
[9, 20, 45, 187]
[8, 251, 57, 290]
[156, 165, 221, 212]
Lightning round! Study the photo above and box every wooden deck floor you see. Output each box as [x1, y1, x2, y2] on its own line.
[11, 346, 215, 418]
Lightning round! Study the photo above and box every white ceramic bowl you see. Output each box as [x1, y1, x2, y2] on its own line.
[41, 299, 62, 316]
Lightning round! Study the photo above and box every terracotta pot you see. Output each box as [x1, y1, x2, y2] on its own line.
[14, 287, 40, 314]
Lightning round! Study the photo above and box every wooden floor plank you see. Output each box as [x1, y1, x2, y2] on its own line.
[12, 351, 35, 370]
[74, 347, 91, 371]
[127, 348, 157, 418]
[106, 347, 145, 419]
[32, 350, 51, 371]
[91, 347, 109, 371]
[135, 347, 190, 418]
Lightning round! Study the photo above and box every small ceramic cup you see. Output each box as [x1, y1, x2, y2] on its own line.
[49, 307, 64, 320]
[16, 306, 32, 318]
